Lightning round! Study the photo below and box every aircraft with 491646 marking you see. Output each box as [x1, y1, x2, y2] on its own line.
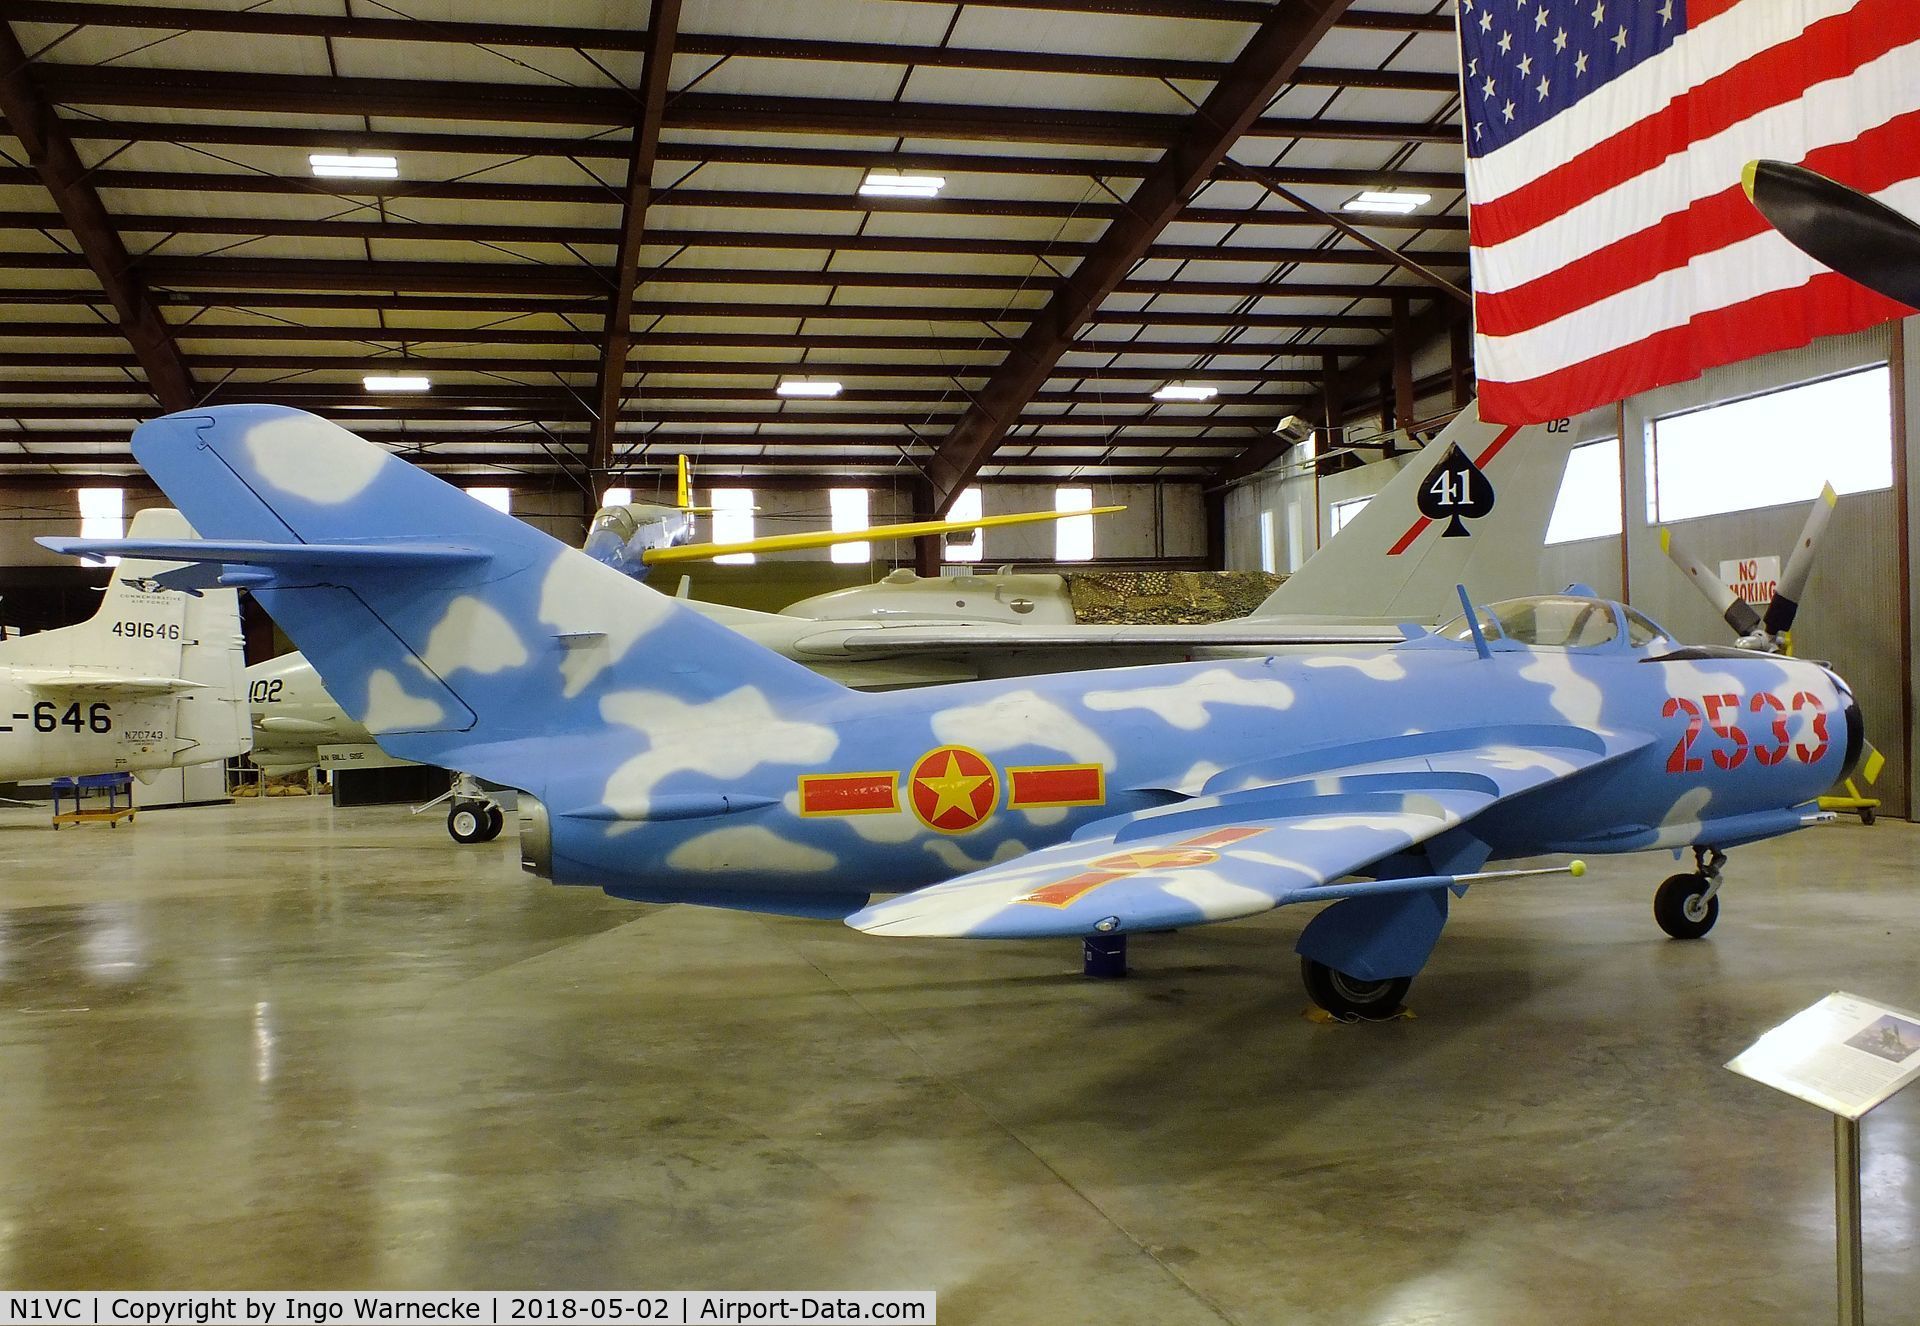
[0, 506, 246, 786]
[50, 406, 1865, 1018]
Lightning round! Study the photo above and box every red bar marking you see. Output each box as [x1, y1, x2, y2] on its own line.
[798, 771, 897, 815]
[1008, 764, 1105, 808]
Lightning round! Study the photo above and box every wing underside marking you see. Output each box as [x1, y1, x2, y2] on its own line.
[849, 728, 1651, 939]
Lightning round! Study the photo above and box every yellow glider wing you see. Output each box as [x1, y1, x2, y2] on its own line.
[641, 505, 1124, 565]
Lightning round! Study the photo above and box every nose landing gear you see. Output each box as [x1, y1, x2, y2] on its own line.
[1654, 846, 1726, 940]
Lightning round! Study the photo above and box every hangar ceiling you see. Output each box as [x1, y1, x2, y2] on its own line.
[0, 0, 1468, 498]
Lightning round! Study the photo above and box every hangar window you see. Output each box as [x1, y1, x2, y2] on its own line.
[1258, 509, 1277, 573]
[78, 486, 123, 566]
[601, 486, 632, 508]
[467, 487, 511, 515]
[1328, 495, 1370, 537]
[1545, 440, 1622, 544]
[947, 487, 984, 563]
[1648, 366, 1892, 522]
[709, 487, 756, 565]
[1055, 486, 1095, 562]
[829, 488, 870, 565]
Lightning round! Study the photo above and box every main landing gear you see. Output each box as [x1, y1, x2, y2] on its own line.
[1301, 958, 1412, 1020]
[1293, 887, 1443, 1021]
[442, 771, 507, 844]
[1654, 846, 1726, 940]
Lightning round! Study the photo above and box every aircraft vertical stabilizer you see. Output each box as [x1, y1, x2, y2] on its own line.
[1, 509, 207, 676]
[0, 508, 249, 775]
[1250, 401, 1583, 622]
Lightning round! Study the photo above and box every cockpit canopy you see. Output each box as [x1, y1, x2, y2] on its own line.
[1436, 595, 1672, 651]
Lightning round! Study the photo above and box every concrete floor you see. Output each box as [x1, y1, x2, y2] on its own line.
[0, 797, 1913, 1323]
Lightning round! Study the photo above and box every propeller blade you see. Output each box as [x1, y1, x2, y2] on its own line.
[1660, 526, 1762, 639]
[1743, 160, 1920, 310]
[1763, 483, 1837, 637]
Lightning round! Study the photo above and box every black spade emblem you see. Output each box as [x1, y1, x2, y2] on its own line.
[1415, 444, 1495, 537]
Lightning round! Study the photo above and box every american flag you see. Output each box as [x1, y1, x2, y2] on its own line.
[1460, 0, 1920, 424]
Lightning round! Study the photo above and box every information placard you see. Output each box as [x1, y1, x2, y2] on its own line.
[1726, 991, 1920, 1119]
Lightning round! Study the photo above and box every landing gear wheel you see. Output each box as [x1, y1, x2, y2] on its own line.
[448, 803, 489, 844]
[1301, 957, 1411, 1021]
[482, 805, 506, 841]
[1654, 872, 1719, 939]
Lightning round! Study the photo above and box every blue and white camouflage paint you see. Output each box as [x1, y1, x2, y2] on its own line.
[46, 406, 1865, 1004]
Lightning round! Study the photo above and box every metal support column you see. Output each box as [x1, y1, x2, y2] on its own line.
[912, 479, 942, 578]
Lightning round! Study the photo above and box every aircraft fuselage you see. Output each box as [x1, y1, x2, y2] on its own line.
[521, 637, 1856, 915]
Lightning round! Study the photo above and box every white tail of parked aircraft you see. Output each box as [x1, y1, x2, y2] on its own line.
[0, 508, 249, 781]
[1253, 401, 1585, 620]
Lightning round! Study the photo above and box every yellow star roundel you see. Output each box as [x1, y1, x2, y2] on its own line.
[907, 745, 999, 833]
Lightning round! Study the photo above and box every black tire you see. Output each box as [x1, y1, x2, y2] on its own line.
[1861, 807, 1877, 826]
[1654, 872, 1719, 939]
[1301, 957, 1411, 1020]
[448, 803, 488, 844]
[481, 805, 506, 841]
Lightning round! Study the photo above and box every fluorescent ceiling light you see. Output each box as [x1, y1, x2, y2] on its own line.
[1342, 189, 1431, 215]
[363, 374, 431, 392]
[777, 380, 843, 398]
[1153, 384, 1218, 402]
[859, 172, 946, 199]
[309, 153, 399, 180]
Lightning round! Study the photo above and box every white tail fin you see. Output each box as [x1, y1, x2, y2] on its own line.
[0, 509, 249, 771]
[1252, 401, 1583, 620]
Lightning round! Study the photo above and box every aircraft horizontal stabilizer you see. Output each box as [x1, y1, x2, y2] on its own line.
[39, 537, 488, 572]
[11, 668, 202, 695]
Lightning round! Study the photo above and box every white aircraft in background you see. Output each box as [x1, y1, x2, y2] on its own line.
[246, 401, 1584, 840]
[1, 507, 248, 783]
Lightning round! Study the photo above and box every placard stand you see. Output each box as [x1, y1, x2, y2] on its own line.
[1833, 1114, 1862, 1325]
[1727, 991, 1920, 1326]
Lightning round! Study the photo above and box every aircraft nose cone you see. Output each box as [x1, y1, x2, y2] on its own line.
[1831, 670, 1866, 782]
[1841, 695, 1866, 782]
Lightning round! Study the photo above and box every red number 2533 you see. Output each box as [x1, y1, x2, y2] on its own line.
[1663, 692, 1828, 773]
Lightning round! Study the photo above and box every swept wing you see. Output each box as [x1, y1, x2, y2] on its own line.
[849, 726, 1649, 939]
